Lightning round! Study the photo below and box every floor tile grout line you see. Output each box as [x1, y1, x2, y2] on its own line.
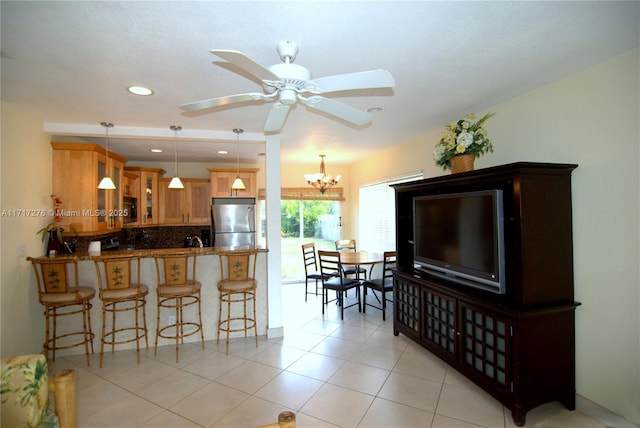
[56, 284, 518, 428]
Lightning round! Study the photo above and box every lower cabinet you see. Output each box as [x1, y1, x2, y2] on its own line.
[393, 270, 578, 426]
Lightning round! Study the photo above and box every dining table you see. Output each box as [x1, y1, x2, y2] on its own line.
[338, 251, 384, 267]
[338, 251, 386, 306]
[338, 251, 384, 281]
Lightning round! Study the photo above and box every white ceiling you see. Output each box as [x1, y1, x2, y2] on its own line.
[2, 1, 638, 166]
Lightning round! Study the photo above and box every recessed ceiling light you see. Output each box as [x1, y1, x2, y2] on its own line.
[150, 148, 163, 153]
[367, 107, 383, 113]
[127, 86, 154, 96]
[217, 150, 229, 155]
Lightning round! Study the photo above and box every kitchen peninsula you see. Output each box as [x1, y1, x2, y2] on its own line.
[41, 247, 268, 358]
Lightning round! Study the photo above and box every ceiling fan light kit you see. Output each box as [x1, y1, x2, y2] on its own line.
[180, 40, 395, 133]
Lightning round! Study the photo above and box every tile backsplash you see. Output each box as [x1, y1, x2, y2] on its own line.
[64, 226, 211, 253]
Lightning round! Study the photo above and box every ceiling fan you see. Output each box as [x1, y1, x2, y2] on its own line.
[180, 41, 395, 133]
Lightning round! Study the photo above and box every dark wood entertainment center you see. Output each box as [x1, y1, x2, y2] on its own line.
[392, 162, 579, 426]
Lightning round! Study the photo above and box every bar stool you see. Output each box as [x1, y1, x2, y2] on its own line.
[217, 249, 259, 354]
[93, 253, 149, 367]
[153, 251, 204, 363]
[27, 256, 95, 366]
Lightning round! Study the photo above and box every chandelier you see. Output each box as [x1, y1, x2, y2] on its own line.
[305, 154, 341, 194]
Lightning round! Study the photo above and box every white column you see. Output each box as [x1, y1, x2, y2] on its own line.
[264, 134, 283, 338]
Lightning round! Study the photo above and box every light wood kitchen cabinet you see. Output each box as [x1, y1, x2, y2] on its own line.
[123, 170, 139, 199]
[52, 142, 126, 235]
[208, 167, 259, 198]
[123, 166, 165, 226]
[159, 178, 210, 225]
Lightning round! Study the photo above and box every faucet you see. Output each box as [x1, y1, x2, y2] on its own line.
[191, 235, 203, 248]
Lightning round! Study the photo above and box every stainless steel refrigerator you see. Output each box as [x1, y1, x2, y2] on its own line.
[211, 197, 256, 249]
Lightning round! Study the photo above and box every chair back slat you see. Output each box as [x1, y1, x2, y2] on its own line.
[41, 263, 70, 293]
[93, 254, 141, 291]
[382, 251, 397, 284]
[154, 253, 197, 286]
[218, 249, 259, 282]
[104, 259, 130, 290]
[302, 243, 318, 273]
[318, 250, 342, 280]
[29, 256, 79, 295]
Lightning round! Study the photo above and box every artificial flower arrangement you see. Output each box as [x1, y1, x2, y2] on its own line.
[433, 111, 496, 169]
[36, 194, 64, 244]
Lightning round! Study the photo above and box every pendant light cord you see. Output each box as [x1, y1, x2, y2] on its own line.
[234, 128, 243, 175]
[171, 125, 182, 176]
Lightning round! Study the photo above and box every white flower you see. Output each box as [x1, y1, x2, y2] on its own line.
[456, 131, 474, 148]
[433, 112, 495, 170]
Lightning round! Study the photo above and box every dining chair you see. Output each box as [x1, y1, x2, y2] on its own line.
[362, 251, 396, 320]
[217, 249, 260, 354]
[301, 243, 327, 301]
[27, 256, 95, 366]
[93, 253, 149, 367]
[153, 251, 205, 363]
[318, 250, 361, 320]
[334, 239, 368, 280]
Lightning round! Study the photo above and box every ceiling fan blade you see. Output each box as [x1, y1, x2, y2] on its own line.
[211, 49, 280, 83]
[306, 69, 395, 94]
[299, 96, 372, 126]
[179, 92, 272, 111]
[263, 103, 291, 132]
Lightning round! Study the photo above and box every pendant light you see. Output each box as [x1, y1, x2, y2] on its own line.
[168, 125, 184, 189]
[305, 154, 341, 194]
[231, 128, 246, 190]
[98, 122, 116, 190]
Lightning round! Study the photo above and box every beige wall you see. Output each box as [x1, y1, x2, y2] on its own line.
[348, 49, 640, 424]
[1, 103, 52, 356]
[1, 49, 638, 423]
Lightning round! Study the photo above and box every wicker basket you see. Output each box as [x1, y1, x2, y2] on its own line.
[450, 154, 475, 173]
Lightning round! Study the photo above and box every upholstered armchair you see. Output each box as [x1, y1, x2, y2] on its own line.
[1, 354, 76, 428]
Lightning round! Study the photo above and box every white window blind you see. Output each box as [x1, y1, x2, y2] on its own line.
[359, 173, 422, 253]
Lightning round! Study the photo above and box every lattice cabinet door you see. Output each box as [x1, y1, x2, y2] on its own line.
[422, 288, 456, 356]
[459, 302, 511, 395]
[393, 276, 420, 336]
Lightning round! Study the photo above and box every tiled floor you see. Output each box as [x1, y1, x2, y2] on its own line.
[50, 282, 605, 428]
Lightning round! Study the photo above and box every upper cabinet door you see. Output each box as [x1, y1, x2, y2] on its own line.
[208, 168, 259, 198]
[52, 142, 127, 236]
[123, 167, 165, 226]
[158, 178, 210, 225]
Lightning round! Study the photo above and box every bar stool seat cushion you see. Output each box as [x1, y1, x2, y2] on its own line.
[100, 284, 149, 301]
[39, 287, 95, 304]
[218, 279, 256, 292]
[158, 281, 201, 297]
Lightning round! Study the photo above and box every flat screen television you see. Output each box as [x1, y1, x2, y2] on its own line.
[413, 189, 506, 294]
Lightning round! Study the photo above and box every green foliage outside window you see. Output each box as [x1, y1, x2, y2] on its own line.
[281, 200, 336, 238]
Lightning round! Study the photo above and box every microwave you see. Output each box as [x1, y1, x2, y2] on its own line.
[123, 196, 137, 224]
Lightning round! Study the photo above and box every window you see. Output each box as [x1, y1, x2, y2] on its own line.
[258, 187, 345, 282]
[359, 173, 422, 252]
